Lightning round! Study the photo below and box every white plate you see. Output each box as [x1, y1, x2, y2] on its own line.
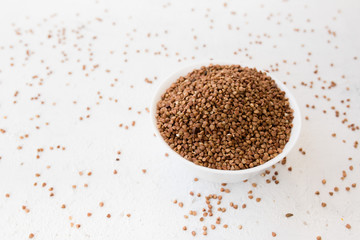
[151, 61, 301, 183]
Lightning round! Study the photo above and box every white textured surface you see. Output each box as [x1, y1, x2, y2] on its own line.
[0, 0, 359, 239]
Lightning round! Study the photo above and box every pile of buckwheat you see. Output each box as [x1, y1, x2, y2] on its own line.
[156, 64, 294, 170]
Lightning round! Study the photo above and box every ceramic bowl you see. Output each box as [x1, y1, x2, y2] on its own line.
[151, 62, 301, 183]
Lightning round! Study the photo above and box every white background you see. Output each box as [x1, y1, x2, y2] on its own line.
[0, 0, 359, 239]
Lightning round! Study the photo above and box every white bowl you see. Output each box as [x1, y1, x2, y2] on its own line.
[151, 61, 301, 183]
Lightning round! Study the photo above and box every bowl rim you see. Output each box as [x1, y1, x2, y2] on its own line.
[151, 61, 301, 176]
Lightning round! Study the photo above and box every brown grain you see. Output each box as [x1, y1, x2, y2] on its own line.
[156, 65, 294, 170]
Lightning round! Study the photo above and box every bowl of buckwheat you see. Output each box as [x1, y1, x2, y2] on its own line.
[151, 62, 301, 183]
